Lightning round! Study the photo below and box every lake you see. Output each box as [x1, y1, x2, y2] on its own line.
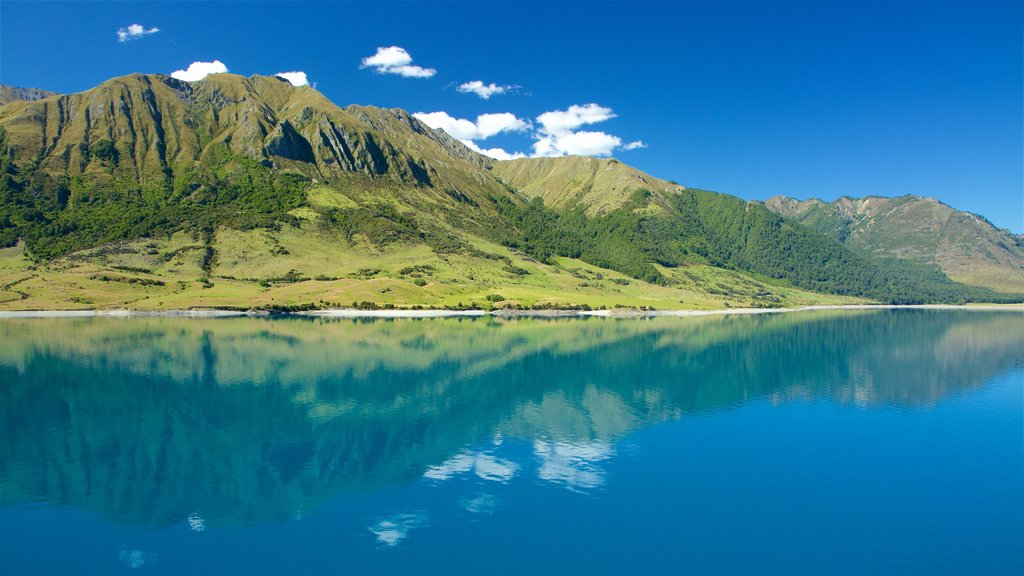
[1, 310, 1021, 575]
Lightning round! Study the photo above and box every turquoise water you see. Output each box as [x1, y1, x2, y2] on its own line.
[1, 310, 1021, 575]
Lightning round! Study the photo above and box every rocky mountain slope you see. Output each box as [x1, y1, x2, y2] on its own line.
[0, 85, 58, 106]
[0, 73, 507, 203]
[764, 195, 1024, 293]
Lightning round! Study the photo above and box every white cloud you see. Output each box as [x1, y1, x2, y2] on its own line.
[416, 103, 638, 160]
[527, 103, 643, 157]
[537, 103, 616, 137]
[476, 113, 529, 138]
[362, 46, 413, 68]
[117, 23, 159, 43]
[275, 71, 309, 86]
[458, 80, 513, 99]
[414, 111, 480, 140]
[361, 46, 436, 78]
[387, 65, 436, 78]
[411, 111, 528, 140]
[414, 111, 529, 160]
[533, 131, 622, 157]
[460, 139, 525, 161]
[170, 60, 228, 82]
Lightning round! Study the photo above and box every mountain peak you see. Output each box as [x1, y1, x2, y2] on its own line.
[0, 71, 501, 194]
[493, 155, 684, 215]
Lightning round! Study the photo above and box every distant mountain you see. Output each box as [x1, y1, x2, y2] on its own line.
[0, 85, 58, 106]
[0, 73, 1018, 310]
[763, 195, 1024, 293]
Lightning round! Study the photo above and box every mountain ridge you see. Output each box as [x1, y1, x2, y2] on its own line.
[0, 85, 58, 106]
[762, 194, 1024, 293]
[0, 73, 1020, 310]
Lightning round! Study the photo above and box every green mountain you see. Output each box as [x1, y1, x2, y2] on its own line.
[0, 73, 1018, 310]
[0, 85, 58, 106]
[763, 195, 1024, 293]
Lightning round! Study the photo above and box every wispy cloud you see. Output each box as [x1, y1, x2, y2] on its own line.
[117, 23, 159, 43]
[459, 139, 525, 161]
[622, 140, 648, 150]
[457, 80, 515, 99]
[361, 46, 436, 78]
[275, 71, 309, 86]
[170, 60, 228, 82]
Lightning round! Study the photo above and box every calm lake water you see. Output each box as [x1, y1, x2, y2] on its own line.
[1, 310, 1021, 575]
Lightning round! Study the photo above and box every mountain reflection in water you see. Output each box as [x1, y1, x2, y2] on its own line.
[1, 310, 1021, 532]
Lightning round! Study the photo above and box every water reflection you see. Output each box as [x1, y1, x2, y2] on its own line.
[0, 310, 1021, 531]
[425, 450, 520, 483]
[369, 512, 430, 547]
[534, 440, 614, 492]
[116, 548, 153, 570]
[460, 493, 500, 516]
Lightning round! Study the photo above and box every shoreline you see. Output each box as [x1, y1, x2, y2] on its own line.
[0, 304, 1021, 319]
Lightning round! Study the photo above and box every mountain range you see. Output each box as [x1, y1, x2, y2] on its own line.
[0, 74, 1020, 310]
[762, 195, 1024, 293]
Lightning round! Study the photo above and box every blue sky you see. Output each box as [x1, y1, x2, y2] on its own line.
[2, 1, 1021, 231]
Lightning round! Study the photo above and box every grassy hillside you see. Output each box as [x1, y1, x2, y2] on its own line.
[764, 194, 1024, 293]
[493, 156, 683, 215]
[0, 224, 864, 311]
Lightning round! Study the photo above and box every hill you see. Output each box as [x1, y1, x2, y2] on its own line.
[0, 85, 58, 106]
[492, 156, 683, 215]
[0, 73, 1018, 310]
[763, 195, 1024, 293]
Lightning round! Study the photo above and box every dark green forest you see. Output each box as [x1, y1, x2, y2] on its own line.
[494, 188, 1022, 304]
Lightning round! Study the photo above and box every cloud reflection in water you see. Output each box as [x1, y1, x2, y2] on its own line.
[424, 451, 519, 483]
[368, 512, 430, 547]
[534, 440, 614, 491]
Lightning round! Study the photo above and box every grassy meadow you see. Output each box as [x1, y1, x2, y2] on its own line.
[0, 222, 865, 311]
